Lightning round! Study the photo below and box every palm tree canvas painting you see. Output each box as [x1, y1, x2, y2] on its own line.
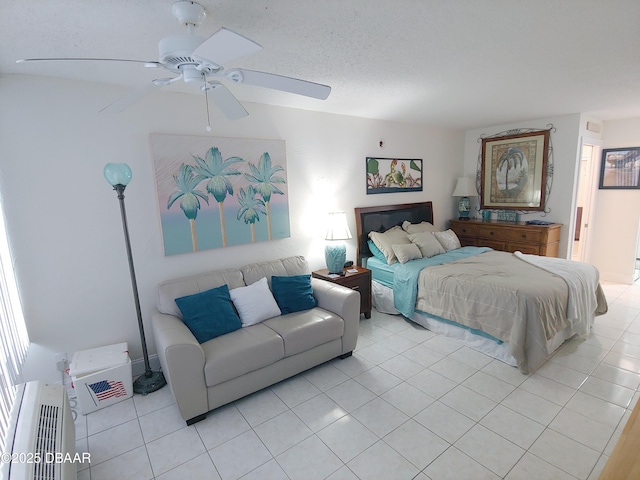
[480, 129, 550, 211]
[150, 133, 290, 256]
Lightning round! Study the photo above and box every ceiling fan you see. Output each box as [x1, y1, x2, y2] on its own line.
[17, 1, 331, 126]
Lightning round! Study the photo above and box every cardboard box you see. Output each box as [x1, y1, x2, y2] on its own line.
[69, 342, 132, 414]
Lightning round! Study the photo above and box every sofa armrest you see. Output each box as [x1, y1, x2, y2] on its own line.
[151, 311, 208, 422]
[311, 278, 360, 354]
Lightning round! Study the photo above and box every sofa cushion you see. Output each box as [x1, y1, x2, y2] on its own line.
[263, 308, 344, 357]
[174, 284, 241, 343]
[241, 256, 310, 287]
[271, 274, 318, 314]
[229, 277, 282, 326]
[202, 323, 285, 387]
[157, 268, 245, 317]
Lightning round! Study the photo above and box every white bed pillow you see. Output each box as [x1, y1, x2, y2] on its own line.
[229, 277, 281, 327]
[408, 232, 445, 258]
[391, 243, 422, 264]
[402, 220, 437, 235]
[368, 226, 411, 264]
[433, 229, 462, 252]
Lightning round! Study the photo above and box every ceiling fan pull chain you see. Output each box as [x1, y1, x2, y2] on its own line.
[203, 72, 212, 132]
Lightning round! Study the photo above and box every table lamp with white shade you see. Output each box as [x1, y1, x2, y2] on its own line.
[324, 212, 352, 274]
[452, 176, 478, 220]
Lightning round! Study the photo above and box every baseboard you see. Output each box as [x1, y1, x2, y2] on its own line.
[601, 271, 635, 285]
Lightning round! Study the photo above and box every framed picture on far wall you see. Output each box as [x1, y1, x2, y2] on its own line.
[480, 129, 550, 211]
[599, 147, 640, 189]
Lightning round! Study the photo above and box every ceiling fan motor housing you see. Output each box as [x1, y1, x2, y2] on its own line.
[158, 34, 208, 73]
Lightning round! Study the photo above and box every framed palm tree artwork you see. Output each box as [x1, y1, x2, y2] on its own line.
[150, 133, 290, 255]
[480, 129, 551, 211]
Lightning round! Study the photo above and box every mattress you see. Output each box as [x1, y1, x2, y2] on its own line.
[365, 256, 397, 288]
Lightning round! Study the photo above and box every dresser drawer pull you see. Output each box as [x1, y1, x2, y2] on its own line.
[521, 234, 527, 239]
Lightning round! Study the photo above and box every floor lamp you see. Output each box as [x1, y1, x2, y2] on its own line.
[104, 163, 166, 395]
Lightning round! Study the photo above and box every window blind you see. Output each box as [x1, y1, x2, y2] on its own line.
[0, 204, 29, 450]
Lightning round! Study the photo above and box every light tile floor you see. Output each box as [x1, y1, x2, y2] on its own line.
[74, 281, 640, 480]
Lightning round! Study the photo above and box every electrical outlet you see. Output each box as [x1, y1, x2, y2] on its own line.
[54, 353, 68, 372]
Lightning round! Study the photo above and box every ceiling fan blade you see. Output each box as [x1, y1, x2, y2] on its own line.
[225, 69, 331, 100]
[205, 83, 248, 120]
[17, 58, 160, 67]
[99, 78, 176, 114]
[192, 28, 262, 67]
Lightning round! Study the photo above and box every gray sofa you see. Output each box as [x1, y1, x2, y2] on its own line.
[151, 256, 360, 425]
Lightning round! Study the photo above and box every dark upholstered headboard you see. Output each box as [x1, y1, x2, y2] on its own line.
[354, 202, 434, 266]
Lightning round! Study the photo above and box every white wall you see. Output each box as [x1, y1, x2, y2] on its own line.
[462, 114, 583, 259]
[0, 75, 463, 383]
[590, 117, 640, 283]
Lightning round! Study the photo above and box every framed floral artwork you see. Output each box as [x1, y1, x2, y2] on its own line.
[366, 157, 422, 194]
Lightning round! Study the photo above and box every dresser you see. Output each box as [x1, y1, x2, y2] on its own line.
[449, 218, 562, 257]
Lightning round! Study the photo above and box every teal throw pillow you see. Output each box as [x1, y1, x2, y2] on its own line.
[175, 284, 241, 343]
[271, 274, 318, 314]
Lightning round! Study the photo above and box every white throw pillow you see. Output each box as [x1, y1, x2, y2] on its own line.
[408, 232, 446, 258]
[391, 243, 422, 264]
[402, 220, 437, 235]
[433, 229, 462, 252]
[368, 226, 411, 264]
[229, 277, 281, 327]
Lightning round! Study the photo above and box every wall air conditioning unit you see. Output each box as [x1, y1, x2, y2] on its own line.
[0, 381, 77, 480]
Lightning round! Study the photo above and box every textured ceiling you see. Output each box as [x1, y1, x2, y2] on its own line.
[2, 0, 640, 129]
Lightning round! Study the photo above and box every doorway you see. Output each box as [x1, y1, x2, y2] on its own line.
[572, 140, 600, 262]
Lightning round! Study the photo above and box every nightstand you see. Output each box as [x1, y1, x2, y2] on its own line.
[312, 266, 372, 319]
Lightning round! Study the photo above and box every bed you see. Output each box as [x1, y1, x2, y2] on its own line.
[355, 202, 608, 374]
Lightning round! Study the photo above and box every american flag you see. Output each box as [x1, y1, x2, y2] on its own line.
[88, 380, 128, 401]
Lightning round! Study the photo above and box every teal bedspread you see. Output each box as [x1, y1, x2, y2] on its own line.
[393, 246, 492, 318]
